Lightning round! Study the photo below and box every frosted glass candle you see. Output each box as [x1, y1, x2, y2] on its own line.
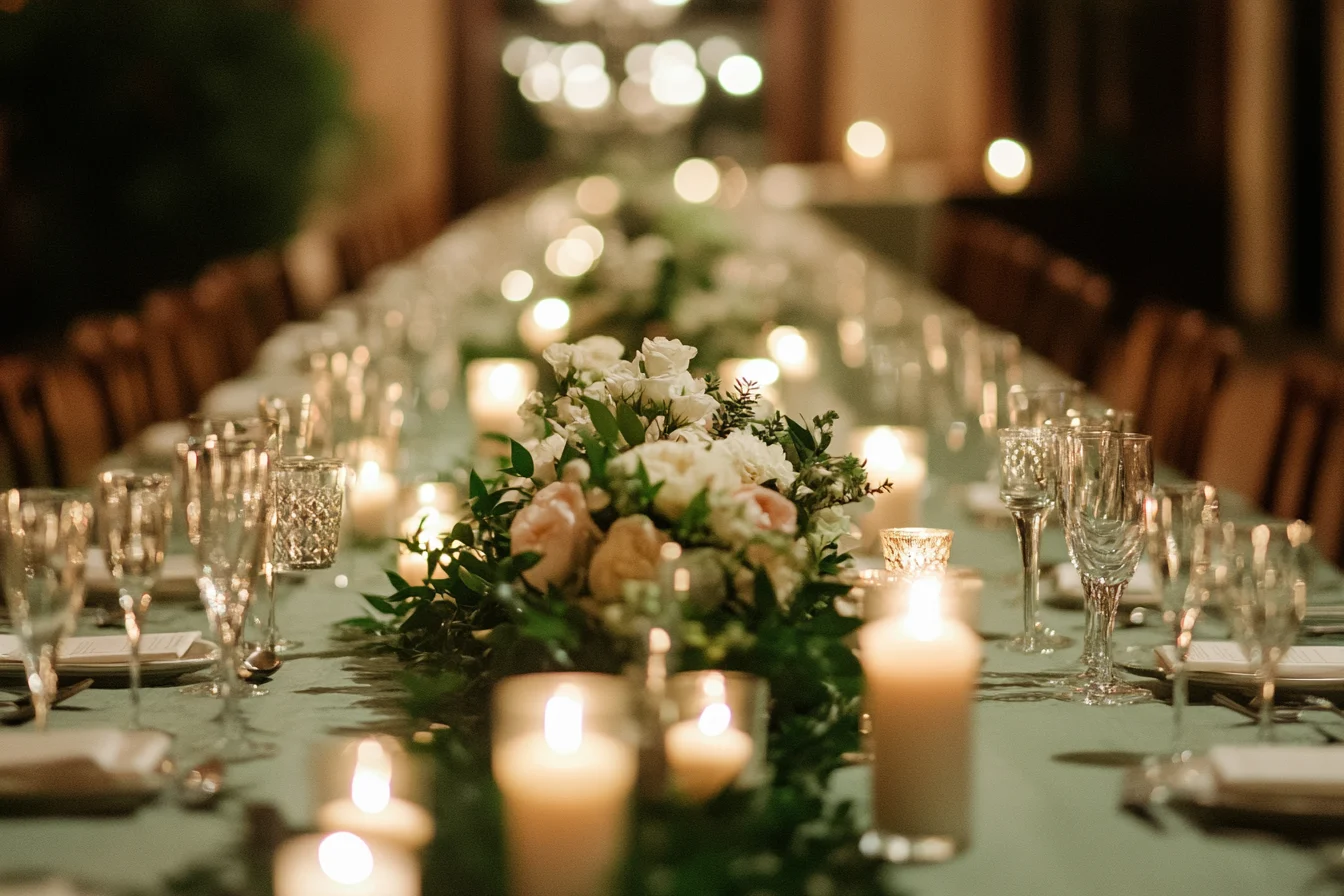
[493, 674, 637, 896]
[467, 359, 538, 441]
[665, 707, 753, 803]
[316, 737, 434, 851]
[273, 832, 418, 896]
[349, 462, 398, 540]
[859, 581, 979, 857]
[852, 426, 927, 551]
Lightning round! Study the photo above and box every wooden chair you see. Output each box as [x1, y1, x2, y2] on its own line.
[35, 361, 114, 487]
[1021, 257, 1115, 384]
[336, 201, 408, 290]
[0, 356, 53, 487]
[1095, 303, 1179, 419]
[1259, 354, 1344, 562]
[281, 228, 343, 320]
[191, 264, 262, 376]
[67, 315, 157, 446]
[211, 251, 290, 339]
[141, 289, 231, 414]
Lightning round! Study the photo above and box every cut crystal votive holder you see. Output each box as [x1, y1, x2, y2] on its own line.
[880, 527, 954, 578]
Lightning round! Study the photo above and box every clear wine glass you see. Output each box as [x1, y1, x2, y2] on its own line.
[1215, 520, 1312, 741]
[1143, 482, 1219, 758]
[0, 489, 93, 730]
[998, 428, 1071, 653]
[94, 470, 172, 729]
[1059, 431, 1154, 705]
[181, 433, 273, 760]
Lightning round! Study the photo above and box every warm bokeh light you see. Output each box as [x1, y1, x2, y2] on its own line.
[845, 120, 888, 159]
[502, 36, 537, 76]
[625, 42, 656, 78]
[984, 138, 1033, 194]
[651, 39, 696, 70]
[650, 63, 705, 106]
[520, 62, 561, 103]
[544, 685, 584, 754]
[567, 223, 604, 257]
[562, 64, 611, 110]
[317, 833, 374, 886]
[575, 175, 621, 216]
[698, 35, 741, 74]
[547, 237, 596, 277]
[766, 325, 817, 379]
[758, 164, 810, 209]
[673, 158, 720, 203]
[717, 54, 762, 96]
[532, 297, 572, 330]
[559, 41, 603, 75]
[697, 701, 732, 737]
[501, 269, 534, 303]
[350, 739, 393, 814]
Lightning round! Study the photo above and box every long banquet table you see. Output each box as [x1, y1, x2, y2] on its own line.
[3, 199, 1342, 895]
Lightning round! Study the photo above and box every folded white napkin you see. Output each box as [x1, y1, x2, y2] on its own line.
[964, 482, 1011, 519]
[1156, 641, 1344, 678]
[83, 549, 199, 599]
[1054, 562, 1155, 597]
[1209, 744, 1344, 798]
[0, 632, 200, 664]
[0, 728, 171, 777]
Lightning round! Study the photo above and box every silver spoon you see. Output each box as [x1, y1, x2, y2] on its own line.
[242, 645, 283, 681]
[160, 756, 225, 809]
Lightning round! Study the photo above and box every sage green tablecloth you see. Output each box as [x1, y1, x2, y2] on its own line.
[3, 468, 1340, 895]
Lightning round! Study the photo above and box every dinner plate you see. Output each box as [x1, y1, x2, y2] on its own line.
[0, 639, 217, 686]
[1118, 648, 1344, 696]
[0, 728, 171, 814]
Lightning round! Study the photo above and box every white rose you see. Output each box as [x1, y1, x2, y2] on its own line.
[529, 431, 567, 484]
[604, 360, 643, 403]
[612, 440, 742, 519]
[809, 506, 852, 548]
[542, 343, 575, 378]
[640, 371, 697, 405]
[570, 335, 626, 372]
[518, 390, 545, 420]
[669, 391, 718, 426]
[670, 425, 714, 445]
[640, 337, 697, 377]
[713, 431, 797, 489]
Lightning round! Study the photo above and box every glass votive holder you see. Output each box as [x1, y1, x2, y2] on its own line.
[311, 736, 433, 852]
[663, 670, 768, 803]
[492, 673, 638, 896]
[348, 460, 399, 543]
[851, 429, 928, 553]
[274, 832, 419, 896]
[271, 456, 347, 571]
[466, 358, 538, 444]
[880, 527, 953, 577]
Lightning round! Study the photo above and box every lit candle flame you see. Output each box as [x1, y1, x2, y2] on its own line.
[862, 427, 906, 469]
[318, 832, 374, 885]
[902, 577, 945, 641]
[417, 482, 438, 506]
[358, 460, 381, 483]
[350, 738, 393, 814]
[544, 685, 584, 754]
[697, 701, 732, 738]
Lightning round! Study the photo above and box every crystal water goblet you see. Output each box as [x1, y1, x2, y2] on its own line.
[1215, 520, 1312, 741]
[265, 456, 346, 652]
[0, 489, 93, 730]
[182, 434, 273, 760]
[1059, 431, 1154, 705]
[94, 470, 172, 729]
[1143, 482, 1219, 756]
[998, 428, 1070, 653]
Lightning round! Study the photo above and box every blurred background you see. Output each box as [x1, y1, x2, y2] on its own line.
[2, 0, 1338, 347]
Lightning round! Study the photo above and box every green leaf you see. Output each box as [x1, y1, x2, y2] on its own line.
[509, 439, 534, 478]
[469, 470, 487, 501]
[385, 570, 410, 592]
[616, 403, 647, 446]
[450, 521, 474, 547]
[582, 397, 621, 445]
[786, 417, 817, 456]
[364, 594, 397, 615]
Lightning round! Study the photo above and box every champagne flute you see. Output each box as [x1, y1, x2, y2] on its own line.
[94, 470, 172, 729]
[0, 489, 93, 730]
[1144, 482, 1218, 758]
[182, 433, 272, 760]
[1059, 431, 1153, 705]
[1215, 520, 1312, 741]
[998, 428, 1070, 653]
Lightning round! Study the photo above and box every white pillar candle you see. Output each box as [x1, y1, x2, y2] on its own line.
[396, 548, 431, 585]
[467, 359, 538, 441]
[273, 832, 418, 896]
[664, 701, 753, 802]
[859, 580, 979, 852]
[852, 427, 927, 552]
[316, 739, 434, 851]
[349, 462, 398, 540]
[494, 685, 637, 896]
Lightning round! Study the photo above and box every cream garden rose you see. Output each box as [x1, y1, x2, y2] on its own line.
[509, 482, 599, 592]
[714, 431, 796, 489]
[612, 440, 741, 518]
[639, 336, 696, 377]
[587, 515, 670, 603]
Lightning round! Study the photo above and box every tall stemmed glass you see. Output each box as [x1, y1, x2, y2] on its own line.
[1059, 431, 1154, 705]
[0, 490, 93, 730]
[1215, 520, 1312, 741]
[1143, 482, 1218, 757]
[268, 457, 346, 652]
[181, 434, 272, 760]
[94, 470, 172, 729]
[998, 428, 1070, 653]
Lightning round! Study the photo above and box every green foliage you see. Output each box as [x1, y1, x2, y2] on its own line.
[0, 0, 357, 323]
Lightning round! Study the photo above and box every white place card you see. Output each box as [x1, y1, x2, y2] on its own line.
[1054, 561, 1155, 596]
[1156, 641, 1344, 678]
[0, 632, 199, 664]
[83, 549, 200, 598]
[1209, 744, 1344, 798]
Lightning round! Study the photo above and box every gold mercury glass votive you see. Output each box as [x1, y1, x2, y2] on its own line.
[880, 527, 954, 577]
[663, 670, 769, 803]
[492, 673, 638, 896]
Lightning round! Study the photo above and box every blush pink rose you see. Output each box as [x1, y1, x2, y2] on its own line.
[737, 485, 798, 534]
[510, 482, 599, 592]
[587, 515, 670, 603]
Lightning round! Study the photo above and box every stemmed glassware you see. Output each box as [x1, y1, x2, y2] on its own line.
[1214, 520, 1312, 741]
[1144, 482, 1219, 758]
[181, 433, 273, 760]
[94, 470, 172, 729]
[998, 428, 1070, 653]
[0, 489, 93, 730]
[266, 456, 346, 653]
[1006, 383, 1085, 427]
[1059, 431, 1154, 705]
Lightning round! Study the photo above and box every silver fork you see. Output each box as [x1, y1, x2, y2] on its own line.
[1213, 693, 1344, 743]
